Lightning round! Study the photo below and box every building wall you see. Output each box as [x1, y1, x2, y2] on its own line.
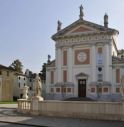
[46, 25, 123, 101]
[0, 77, 2, 101]
[0, 69, 14, 101]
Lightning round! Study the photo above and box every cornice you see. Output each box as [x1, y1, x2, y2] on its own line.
[55, 34, 112, 48]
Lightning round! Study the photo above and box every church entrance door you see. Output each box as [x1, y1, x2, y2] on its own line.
[78, 79, 86, 97]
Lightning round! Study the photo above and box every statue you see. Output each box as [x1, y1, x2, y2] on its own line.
[35, 74, 42, 96]
[79, 5, 84, 19]
[57, 20, 62, 31]
[33, 74, 44, 101]
[47, 55, 51, 64]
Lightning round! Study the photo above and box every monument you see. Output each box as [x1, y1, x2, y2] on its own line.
[32, 74, 44, 101]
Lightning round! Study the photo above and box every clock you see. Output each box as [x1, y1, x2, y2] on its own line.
[77, 52, 87, 62]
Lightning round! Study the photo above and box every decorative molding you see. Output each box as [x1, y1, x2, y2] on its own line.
[56, 35, 112, 48]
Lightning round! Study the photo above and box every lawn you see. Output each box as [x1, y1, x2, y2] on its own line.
[0, 101, 17, 104]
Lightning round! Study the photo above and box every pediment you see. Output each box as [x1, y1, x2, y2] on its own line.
[71, 26, 92, 33]
[66, 25, 98, 35]
[52, 19, 118, 40]
[76, 72, 89, 77]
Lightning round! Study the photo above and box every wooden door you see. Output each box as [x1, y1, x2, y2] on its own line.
[78, 79, 86, 97]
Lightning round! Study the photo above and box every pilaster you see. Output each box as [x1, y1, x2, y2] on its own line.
[92, 45, 96, 82]
[56, 48, 62, 82]
[68, 47, 73, 82]
[104, 44, 111, 82]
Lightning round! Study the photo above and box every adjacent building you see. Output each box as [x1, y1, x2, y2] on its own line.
[13, 69, 36, 99]
[46, 6, 124, 101]
[0, 64, 15, 101]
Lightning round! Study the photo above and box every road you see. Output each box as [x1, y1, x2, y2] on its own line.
[0, 122, 36, 127]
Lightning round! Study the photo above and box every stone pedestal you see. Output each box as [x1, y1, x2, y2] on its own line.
[22, 86, 29, 100]
[30, 74, 44, 115]
[31, 96, 44, 115]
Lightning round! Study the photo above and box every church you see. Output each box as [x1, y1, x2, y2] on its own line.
[46, 5, 124, 101]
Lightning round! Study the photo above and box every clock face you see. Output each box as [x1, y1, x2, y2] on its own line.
[77, 52, 87, 62]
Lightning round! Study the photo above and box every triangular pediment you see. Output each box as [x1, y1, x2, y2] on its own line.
[52, 19, 118, 40]
[71, 26, 92, 33]
[66, 25, 98, 35]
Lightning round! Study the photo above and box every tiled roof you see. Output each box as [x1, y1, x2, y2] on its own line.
[0, 64, 15, 71]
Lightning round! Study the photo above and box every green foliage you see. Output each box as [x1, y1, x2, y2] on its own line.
[40, 63, 47, 80]
[10, 59, 23, 73]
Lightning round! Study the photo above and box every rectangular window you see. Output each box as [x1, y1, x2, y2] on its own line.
[63, 70, 67, 82]
[98, 47, 102, 53]
[63, 50, 67, 66]
[116, 88, 120, 93]
[116, 69, 120, 83]
[67, 88, 71, 93]
[30, 87, 32, 90]
[19, 83, 20, 88]
[7, 71, 9, 76]
[103, 87, 108, 93]
[61, 87, 66, 93]
[0, 70, 2, 75]
[91, 88, 95, 93]
[51, 71, 54, 84]
[56, 88, 60, 93]
[51, 88, 54, 93]
[98, 74, 103, 82]
[97, 54, 103, 65]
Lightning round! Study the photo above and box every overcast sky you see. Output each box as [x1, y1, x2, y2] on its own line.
[0, 0, 124, 73]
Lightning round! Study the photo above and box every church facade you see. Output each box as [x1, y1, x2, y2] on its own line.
[46, 6, 124, 101]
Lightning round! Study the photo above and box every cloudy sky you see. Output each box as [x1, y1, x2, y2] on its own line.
[0, 0, 124, 73]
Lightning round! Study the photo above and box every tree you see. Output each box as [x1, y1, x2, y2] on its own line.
[10, 59, 23, 73]
[40, 63, 47, 81]
[40, 55, 51, 81]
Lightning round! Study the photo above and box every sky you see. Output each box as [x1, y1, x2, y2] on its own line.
[0, 0, 124, 73]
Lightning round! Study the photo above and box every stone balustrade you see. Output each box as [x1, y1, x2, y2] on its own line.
[17, 99, 124, 121]
[18, 99, 31, 114]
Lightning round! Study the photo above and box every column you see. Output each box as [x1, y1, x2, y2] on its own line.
[68, 47, 73, 82]
[56, 48, 62, 82]
[92, 45, 96, 82]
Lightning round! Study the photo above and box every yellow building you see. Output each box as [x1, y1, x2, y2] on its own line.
[0, 64, 15, 101]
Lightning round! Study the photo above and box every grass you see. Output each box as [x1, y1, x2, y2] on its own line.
[0, 101, 17, 104]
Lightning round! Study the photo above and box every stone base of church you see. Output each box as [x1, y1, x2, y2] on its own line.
[87, 93, 122, 101]
[45, 93, 123, 102]
[46, 81, 123, 101]
[45, 93, 75, 100]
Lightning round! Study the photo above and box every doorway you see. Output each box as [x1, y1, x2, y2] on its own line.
[78, 79, 86, 97]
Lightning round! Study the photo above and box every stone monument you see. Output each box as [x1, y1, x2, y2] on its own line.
[22, 85, 29, 100]
[31, 74, 44, 115]
[32, 74, 44, 101]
